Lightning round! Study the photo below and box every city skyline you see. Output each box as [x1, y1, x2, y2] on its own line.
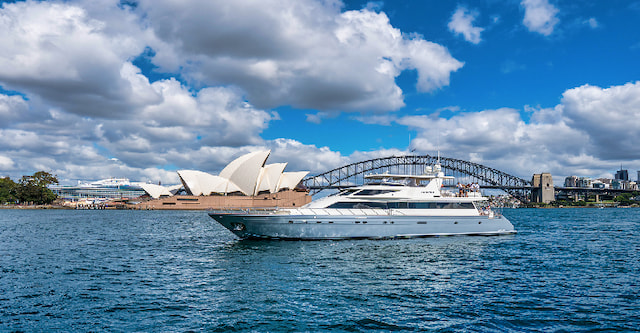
[566, 167, 640, 182]
[1, 0, 639, 185]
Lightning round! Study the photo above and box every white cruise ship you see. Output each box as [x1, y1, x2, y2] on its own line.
[50, 178, 147, 201]
[209, 164, 516, 240]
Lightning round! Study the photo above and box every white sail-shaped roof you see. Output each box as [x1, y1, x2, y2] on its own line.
[277, 171, 309, 191]
[219, 150, 270, 196]
[178, 170, 241, 195]
[171, 150, 308, 197]
[167, 184, 183, 195]
[254, 163, 287, 195]
[139, 183, 183, 199]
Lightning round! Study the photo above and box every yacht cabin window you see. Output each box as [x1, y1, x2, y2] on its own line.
[327, 201, 476, 209]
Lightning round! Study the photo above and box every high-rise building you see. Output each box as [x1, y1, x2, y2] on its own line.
[615, 168, 628, 181]
[578, 177, 591, 188]
[637, 170, 640, 182]
[564, 175, 578, 187]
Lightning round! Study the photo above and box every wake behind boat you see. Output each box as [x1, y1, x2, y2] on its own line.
[208, 164, 516, 240]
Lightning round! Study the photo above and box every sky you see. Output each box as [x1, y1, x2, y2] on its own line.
[1, 0, 640, 186]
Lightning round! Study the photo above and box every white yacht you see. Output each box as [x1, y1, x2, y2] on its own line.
[208, 164, 516, 240]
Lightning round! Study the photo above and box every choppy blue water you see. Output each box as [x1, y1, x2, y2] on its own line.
[1, 208, 639, 332]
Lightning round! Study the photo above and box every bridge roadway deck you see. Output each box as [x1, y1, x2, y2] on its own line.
[307, 185, 637, 194]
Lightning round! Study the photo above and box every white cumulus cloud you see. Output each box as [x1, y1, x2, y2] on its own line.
[561, 82, 640, 160]
[137, 0, 463, 112]
[0, 155, 15, 171]
[0, 1, 153, 118]
[0, 94, 28, 124]
[392, 81, 640, 180]
[448, 6, 484, 44]
[521, 0, 559, 36]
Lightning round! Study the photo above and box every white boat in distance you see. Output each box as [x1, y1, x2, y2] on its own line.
[208, 164, 516, 240]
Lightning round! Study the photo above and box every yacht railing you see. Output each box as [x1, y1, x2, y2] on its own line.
[208, 207, 504, 218]
[289, 208, 392, 216]
[209, 207, 398, 216]
[476, 206, 502, 218]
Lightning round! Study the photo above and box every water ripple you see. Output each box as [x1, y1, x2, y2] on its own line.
[1, 208, 639, 331]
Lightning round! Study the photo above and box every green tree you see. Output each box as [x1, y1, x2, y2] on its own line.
[15, 171, 58, 205]
[614, 193, 633, 206]
[21, 171, 59, 187]
[0, 177, 17, 204]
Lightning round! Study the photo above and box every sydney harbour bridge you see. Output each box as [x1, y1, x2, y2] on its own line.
[302, 155, 533, 202]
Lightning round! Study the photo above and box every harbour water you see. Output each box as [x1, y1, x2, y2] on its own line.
[1, 208, 639, 332]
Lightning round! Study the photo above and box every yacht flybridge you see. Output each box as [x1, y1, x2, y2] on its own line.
[208, 164, 516, 240]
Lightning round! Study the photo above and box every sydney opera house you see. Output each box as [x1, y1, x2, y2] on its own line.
[137, 150, 311, 209]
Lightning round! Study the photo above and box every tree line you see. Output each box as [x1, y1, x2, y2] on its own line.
[0, 171, 59, 205]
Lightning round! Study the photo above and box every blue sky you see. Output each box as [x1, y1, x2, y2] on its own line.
[1, 0, 640, 185]
[265, 0, 640, 153]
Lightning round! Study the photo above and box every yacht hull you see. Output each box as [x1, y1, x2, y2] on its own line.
[208, 212, 516, 240]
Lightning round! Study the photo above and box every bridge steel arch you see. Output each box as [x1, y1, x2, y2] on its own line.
[302, 155, 532, 201]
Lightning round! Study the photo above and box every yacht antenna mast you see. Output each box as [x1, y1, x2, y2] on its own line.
[436, 126, 441, 165]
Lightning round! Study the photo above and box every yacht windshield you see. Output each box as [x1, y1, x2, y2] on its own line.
[336, 189, 360, 196]
[329, 189, 358, 197]
[353, 189, 398, 196]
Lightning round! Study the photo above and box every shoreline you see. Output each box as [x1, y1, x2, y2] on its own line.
[2, 204, 638, 210]
[1, 205, 75, 210]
